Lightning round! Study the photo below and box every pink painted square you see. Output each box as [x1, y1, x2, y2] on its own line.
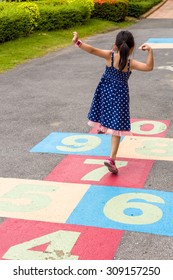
[45, 155, 153, 188]
[0, 219, 123, 260]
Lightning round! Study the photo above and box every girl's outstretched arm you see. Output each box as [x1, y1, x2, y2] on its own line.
[131, 44, 154, 71]
[72, 31, 111, 60]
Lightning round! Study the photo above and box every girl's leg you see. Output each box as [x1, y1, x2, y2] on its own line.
[110, 135, 121, 160]
[104, 135, 120, 174]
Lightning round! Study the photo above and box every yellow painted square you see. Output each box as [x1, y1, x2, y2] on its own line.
[146, 43, 173, 49]
[117, 136, 173, 161]
[0, 178, 90, 223]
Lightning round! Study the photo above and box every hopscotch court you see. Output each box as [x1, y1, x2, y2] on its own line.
[0, 38, 173, 260]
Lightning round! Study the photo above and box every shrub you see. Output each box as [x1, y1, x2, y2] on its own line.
[66, 0, 94, 13]
[5, 0, 40, 2]
[36, 4, 90, 31]
[0, 2, 40, 43]
[0, 3, 7, 11]
[0, 1, 93, 42]
[0, 7, 32, 43]
[45, 0, 66, 5]
[91, 0, 129, 22]
[127, 0, 162, 18]
[17, 2, 40, 30]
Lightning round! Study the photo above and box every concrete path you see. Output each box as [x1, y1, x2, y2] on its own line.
[148, 0, 173, 18]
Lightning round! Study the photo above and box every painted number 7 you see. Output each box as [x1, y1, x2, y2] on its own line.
[82, 159, 128, 181]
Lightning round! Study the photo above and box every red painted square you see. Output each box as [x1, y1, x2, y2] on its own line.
[0, 219, 123, 260]
[90, 119, 170, 137]
[44, 155, 154, 188]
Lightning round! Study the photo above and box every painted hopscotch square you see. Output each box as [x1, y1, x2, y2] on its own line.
[45, 155, 154, 189]
[0, 219, 123, 260]
[90, 119, 170, 137]
[130, 119, 170, 137]
[147, 38, 173, 43]
[145, 38, 173, 49]
[30, 132, 116, 156]
[0, 178, 90, 223]
[117, 136, 173, 161]
[66, 185, 173, 237]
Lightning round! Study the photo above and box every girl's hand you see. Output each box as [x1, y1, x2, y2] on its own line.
[139, 44, 152, 51]
[72, 31, 78, 44]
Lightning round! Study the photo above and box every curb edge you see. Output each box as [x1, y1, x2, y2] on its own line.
[140, 0, 168, 19]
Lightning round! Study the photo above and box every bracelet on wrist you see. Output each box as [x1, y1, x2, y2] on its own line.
[75, 40, 82, 47]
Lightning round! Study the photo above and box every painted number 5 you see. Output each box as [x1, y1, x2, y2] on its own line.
[104, 193, 165, 225]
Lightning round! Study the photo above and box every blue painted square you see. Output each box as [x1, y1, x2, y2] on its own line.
[30, 132, 124, 156]
[66, 185, 173, 237]
[147, 38, 173, 43]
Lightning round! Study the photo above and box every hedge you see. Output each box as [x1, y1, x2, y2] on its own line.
[0, 0, 163, 43]
[0, 1, 91, 42]
[127, 0, 162, 18]
[36, 4, 91, 31]
[66, 0, 94, 13]
[0, 3, 39, 43]
[18, 2, 40, 30]
[91, 0, 129, 22]
[5, 0, 41, 2]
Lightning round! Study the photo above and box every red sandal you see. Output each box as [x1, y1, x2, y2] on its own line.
[104, 158, 118, 174]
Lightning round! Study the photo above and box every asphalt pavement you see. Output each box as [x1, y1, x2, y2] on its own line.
[0, 0, 173, 259]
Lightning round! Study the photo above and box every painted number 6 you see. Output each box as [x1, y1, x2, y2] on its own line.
[104, 193, 165, 225]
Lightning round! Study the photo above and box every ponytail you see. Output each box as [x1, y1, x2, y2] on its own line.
[115, 31, 135, 72]
[119, 42, 129, 71]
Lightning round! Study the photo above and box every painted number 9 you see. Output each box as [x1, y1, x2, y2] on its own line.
[104, 193, 165, 225]
[56, 135, 101, 152]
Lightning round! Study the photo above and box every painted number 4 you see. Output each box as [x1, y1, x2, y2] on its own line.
[3, 230, 80, 260]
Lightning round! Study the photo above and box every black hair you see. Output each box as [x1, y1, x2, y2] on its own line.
[115, 30, 135, 71]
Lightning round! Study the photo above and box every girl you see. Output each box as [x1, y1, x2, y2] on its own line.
[72, 30, 154, 174]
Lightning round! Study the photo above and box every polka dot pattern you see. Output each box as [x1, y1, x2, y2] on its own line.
[88, 52, 132, 134]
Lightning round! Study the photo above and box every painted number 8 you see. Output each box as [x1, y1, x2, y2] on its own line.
[104, 193, 165, 225]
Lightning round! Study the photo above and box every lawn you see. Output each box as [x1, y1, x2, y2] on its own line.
[0, 18, 136, 73]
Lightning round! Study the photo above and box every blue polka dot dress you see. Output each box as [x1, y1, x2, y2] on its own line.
[88, 52, 132, 136]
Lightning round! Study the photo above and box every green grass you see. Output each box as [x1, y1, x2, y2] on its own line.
[0, 18, 136, 73]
